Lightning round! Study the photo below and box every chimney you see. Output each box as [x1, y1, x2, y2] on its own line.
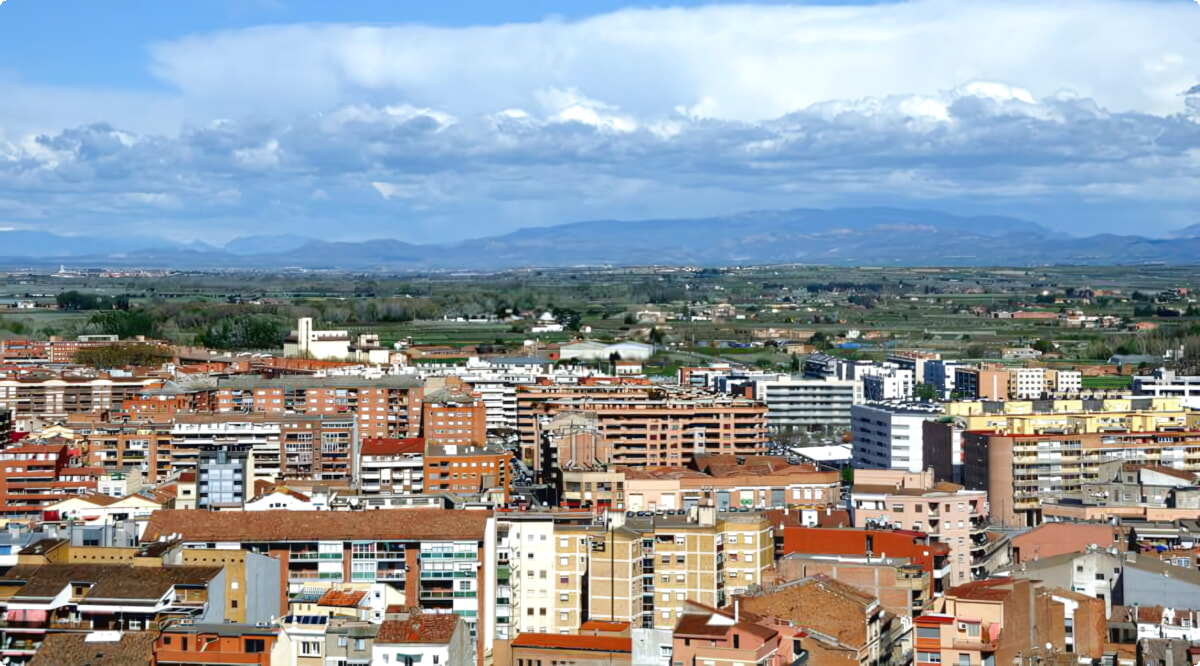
[734, 598, 739, 624]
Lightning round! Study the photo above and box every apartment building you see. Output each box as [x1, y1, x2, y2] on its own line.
[156, 624, 279, 666]
[142, 508, 496, 664]
[859, 364, 915, 402]
[850, 469, 997, 585]
[740, 574, 896, 666]
[0, 561, 229, 663]
[963, 429, 1200, 527]
[493, 512, 596, 638]
[782, 526, 952, 595]
[1008, 368, 1083, 399]
[753, 376, 859, 431]
[587, 508, 773, 630]
[851, 402, 943, 473]
[914, 578, 1073, 666]
[213, 376, 423, 439]
[422, 390, 487, 446]
[357, 437, 425, 495]
[954, 364, 1011, 401]
[777, 554, 931, 617]
[0, 373, 165, 426]
[423, 443, 511, 502]
[615, 458, 841, 513]
[1133, 368, 1200, 407]
[374, 609, 473, 666]
[924, 359, 965, 399]
[523, 386, 769, 469]
[0, 442, 101, 518]
[672, 600, 797, 666]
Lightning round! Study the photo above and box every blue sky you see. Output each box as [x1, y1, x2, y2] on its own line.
[2, 0, 1200, 245]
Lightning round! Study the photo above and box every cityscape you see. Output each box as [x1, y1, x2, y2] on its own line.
[3, 1, 1200, 666]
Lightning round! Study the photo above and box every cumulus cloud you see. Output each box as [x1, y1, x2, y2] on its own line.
[2, 0, 1200, 241]
[141, 0, 1200, 124]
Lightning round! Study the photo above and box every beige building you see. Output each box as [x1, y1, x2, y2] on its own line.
[587, 507, 773, 630]
[850, 469, 993, 585]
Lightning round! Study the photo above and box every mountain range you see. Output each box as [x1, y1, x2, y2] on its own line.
[1, 208, 1198, 270]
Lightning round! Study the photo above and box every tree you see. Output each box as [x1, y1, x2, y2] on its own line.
[73, 343, 171, 368]
[1032, 339, 1056, 353]
[88, 309, 159, 339]
[913, 383, 938, 401]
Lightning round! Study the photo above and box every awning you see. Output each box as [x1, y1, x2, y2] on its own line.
[6, 609, 48, 622]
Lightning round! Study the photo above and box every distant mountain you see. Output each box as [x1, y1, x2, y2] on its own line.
[1, 207, 1196, 269]
[1168, 223, 1200, 239]
[223, 235, 319, 255]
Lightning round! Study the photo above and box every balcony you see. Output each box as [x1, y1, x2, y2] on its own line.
[289, 552, 343, 561]
[951, 637, 998, 651]
[419, 590, 477, 600]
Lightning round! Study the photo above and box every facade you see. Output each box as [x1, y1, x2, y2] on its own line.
[357, 437, 425, 495]
[373, 609, 473, 666]
[850, 469, 996, 585]
[196, 446, 252, 510]
[914, 578, 1072, 666]
[0, 442, 100, 518]
[672, 600, 795, 666]
[423, 443, 511, 502]
[851, 402, 943, 473]
[142, 508, 496, 664]
[859, 365, 915, 402]
[753, 377, 859, 431]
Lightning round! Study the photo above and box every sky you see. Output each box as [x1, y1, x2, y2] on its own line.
[2, 0, 1200, 245]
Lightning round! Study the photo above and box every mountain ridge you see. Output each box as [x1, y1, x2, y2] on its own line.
[1, 208, 1195, 269]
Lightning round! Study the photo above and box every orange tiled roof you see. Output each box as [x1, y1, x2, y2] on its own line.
[377, 614, 461, 644]
[361, 437, 425, 457]
[511, 633, 632, 653]
[318, 589, 368, 608]
[143, 509, 489, 543]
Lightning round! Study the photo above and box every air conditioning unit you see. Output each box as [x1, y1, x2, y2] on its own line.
[958, 622, 969, 630]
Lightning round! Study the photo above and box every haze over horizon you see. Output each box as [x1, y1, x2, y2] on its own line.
[3, 0, 1200, 245]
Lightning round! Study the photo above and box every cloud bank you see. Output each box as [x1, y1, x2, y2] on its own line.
[1, 0, 1199, 242]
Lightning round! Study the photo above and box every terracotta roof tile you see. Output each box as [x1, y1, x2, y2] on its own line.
[1, 563, 222, 601]
[739, 575, 878, 650]
[511, 633, 632, 653]
[144, 509, 489, 543]
[29, 631, 157, 666]
[318, 589, 368, 608]
[361, 437, 425, 457]
[376, 614, 462, 644]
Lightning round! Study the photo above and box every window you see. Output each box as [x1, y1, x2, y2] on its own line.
[965, 623, 980, 638]
[459, 581, 472, 591]
[299, 641, 322, 657]
[918, 652, 942, 663]
[559, 556, 569, 566]
[916, 627, 940, 640]
[560, 611, 569, 621]
[338, 636, 348, 647]
[1095, 573, 1105, 581]
[539, 608, 547, 616]
[957, 654, 969, 666]
[245, 639, 265, 653]
[354, 639, 366, 651]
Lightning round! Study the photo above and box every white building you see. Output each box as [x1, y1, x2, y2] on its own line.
[754, 377, 861, 431]
[559, 341, 655, 362]
[1133, 368, 1200, 408]
[284, 317, 352, 360]
[858, 365, 914, 402]
[851, 402, 943, 473]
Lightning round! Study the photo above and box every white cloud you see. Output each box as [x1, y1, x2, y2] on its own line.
[139, 0, 1200, 127]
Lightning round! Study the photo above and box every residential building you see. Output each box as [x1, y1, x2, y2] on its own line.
[851, 402, 943, 473]
[953, 365, 1010, 401]
[0, 442, 101, 518]
[776, 553, 931, 617]
[753, 376, 859, 431]
[357, 437, 425, 495]
[739, 574, 899, 666]
[27, 631, 156, 666]
[850, 469, 999, 584]
[924, 359, 965, 400]
[1133, 368, 1200, 408]
[422, 390, 487, 446]
[859, 364, 915, 402]
[587, 508, 774, 630]
[613, 458, 841, 513]
[494, 632, 634, 666]
[1009, 547, 1124, 618]
[155, 624, 279, 666]
[196, 446, 252, 510]
[0, 373, 165, 426]
[492, 512, 595, 638]
[671, 600, 796, 666]
[1009, 523, 1126, 564]
[422, 443, 511, 502]
[142, 509, 496, 663]
[373, 608, 473, 666]
[963, 428, 1200, 527]
[522, 386, 769, 468]
[914, 578, 1071, 666]
[782, 526, 953, 594]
